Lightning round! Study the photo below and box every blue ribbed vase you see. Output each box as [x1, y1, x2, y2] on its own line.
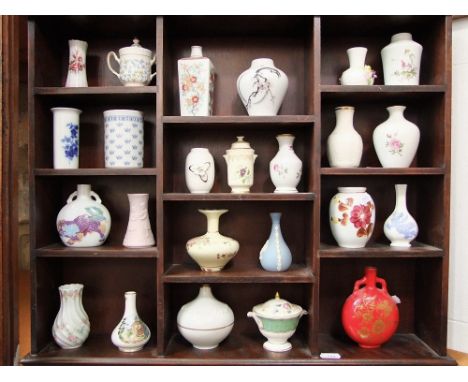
[259, 212, 292, 272]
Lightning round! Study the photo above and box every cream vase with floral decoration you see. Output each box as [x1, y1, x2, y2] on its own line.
[224, 136, 257, 193]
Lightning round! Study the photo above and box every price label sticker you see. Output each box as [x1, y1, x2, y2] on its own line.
[320, 352, 342, 360]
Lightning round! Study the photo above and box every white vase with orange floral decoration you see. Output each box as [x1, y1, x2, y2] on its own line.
[178, 46, 215, 116]
[329, 187, 375, 248]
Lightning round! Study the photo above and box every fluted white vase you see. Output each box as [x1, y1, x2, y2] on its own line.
[340, 47, 368, 85]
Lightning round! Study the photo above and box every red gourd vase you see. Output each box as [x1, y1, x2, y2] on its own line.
[341, 267, 399, 348]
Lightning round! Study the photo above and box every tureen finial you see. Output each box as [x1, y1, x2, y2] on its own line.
[133, 38, 140, 46]
[275, 292, 280, 299]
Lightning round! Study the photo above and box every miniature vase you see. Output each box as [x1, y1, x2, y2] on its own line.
[373, 105, 420, 168]
[185, 148, 215, 194]
[381, 33, 423, 85]
[342, 267, 399, 348]
[65, 39, 88, 87]
[111, 291, 151, 352]
[224, 136, 257, 193]
[327, 106, 363, 168]
[340, 47, 368, 85]
[52, 283, 90, 349]
[259, 212, 292, 272]
[51, 107, 81, 169]
[384, 184, 418, 247]
[178, 46, 215, 116]
[329, 187, 375, 248]
[123, 193, 155, 248]
[186, 209, 239, 272]
[56, 184, 111, 247]
[237, 58, 288, 116]
[269, 134, 302, 193]
[248, 292, 307, 352]
[104, 109, 144, 168]
[107, 38, 157, 86]
[177, 285, 234, 349]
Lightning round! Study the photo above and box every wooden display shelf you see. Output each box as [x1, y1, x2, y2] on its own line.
[319, 242, 443, 258]
[34, 168, 158, 176]
[163, 192, 315, 202]
[163, 263, 315, 283]
[34, 86, 157, 95]
[320, 167, 446, 176]
[320, 85, 446, 93]
[162, 115, 315, 125]
[318, 334, 456, 366]
[34, 243, 158, 258]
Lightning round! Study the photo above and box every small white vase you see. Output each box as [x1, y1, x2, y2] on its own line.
[381, 33, 423, 85]
[224, 136, 257, 194]
[51, 107, 81, 169]
[327, 106, 363, 168]
[340, 47, 368, 85]
[177, 285, 234, 350]
[123, 194, 155, 248]
[237, 58, 288, 116]
[104, 109, 144, 168]
[111, 291, 151, 352]
[329, 187, 375, 248]
[52, 283, 90, 349]
[65, 39, 88, 87]
[185, 148, 215, 194]
[373, 106, 420, 168]
[186, 209, 239, 272]
[178, 46, 215, 116]
[56, 184, 111, 247]
[269, 134, 302, 193]
[384, 184, 418, 247]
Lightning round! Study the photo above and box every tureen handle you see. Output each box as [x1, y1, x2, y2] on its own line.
[106, 51, 120, 79]
[247, 311, 263, 329]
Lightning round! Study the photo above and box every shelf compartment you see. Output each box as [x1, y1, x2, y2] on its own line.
[321, 167, 445, 176]
[318, 333, 456, 366]
[163, 263, 315, 283]
[163, 115, 315, 125]
[21, 335, 158, 366]
[163, 193, 315, 202]
[35, 168, 158, 176]
[35, 86, 157, 95]
[319, 242, 443, 258]
[35, 243, 158, 258]
[321, 85, 446, 93]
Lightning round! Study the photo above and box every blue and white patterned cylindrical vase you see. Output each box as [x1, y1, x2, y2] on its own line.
[259, 212, 292, 272]
[51, 107, 81, 169]
[104, 109, 144, 168]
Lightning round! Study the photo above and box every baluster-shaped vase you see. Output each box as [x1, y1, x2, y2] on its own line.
[259, 212, 292, 272]
[65, 39, 88, 87]
[340, 47, 368, 85]
[123, 193, 155, 248]
[270, 134, 302, 193]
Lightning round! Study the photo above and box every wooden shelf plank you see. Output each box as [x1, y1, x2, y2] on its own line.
[319, 242, 443, 258]
[163, 192, 315, 201]
[318, 333, 456, 365]
[321, 167, 446, 176]
[34, 86, 157, 95]
[162, 115, 315, 124]
[321, 85, 446, 93]
[35, 244, 158, 259]
[163, 263, 315, 283]
[34, 168, 158, 176]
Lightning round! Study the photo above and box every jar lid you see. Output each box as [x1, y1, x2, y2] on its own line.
[252, 292, 304, 319]
[229, 136, 253, 150]
[119, 38, 152, 57]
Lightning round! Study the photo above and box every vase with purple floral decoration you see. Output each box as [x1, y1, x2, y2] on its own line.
[224, 136, 257, 193]
[52, 107, 81, 169]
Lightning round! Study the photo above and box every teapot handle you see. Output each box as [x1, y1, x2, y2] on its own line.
[90, 191, 102, 204]
[107, 51, 120, 78]
[148, 54, 157, 83]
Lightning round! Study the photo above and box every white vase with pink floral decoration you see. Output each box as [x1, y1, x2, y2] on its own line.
[65, 40, 88, 87]
[373, 105, 420, 168]
[329, 187, 375, 248]
[269, 134, 302, 193]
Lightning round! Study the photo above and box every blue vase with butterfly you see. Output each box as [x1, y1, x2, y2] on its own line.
[185, 148, 215, 193]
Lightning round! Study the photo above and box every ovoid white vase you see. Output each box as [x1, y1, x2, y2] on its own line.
[340, 47, 368, 85]
[186, 209, 239, 272]
[56, 184, 111, 247]
[185, 148, 215, 194]
[123, 193, 155, 248]
[384, 184, 418, 247]
[381, 33, 423, 85]
[52, 283, 90, 349]
[373, 106, 420, 168]
[65, 39, 88, 87]
[327, 106, 363, 168]
[111, 291, 151, 352]
[329, 187, 375, 248]
[51, 107, 81, 169]
[237, 58, 288, 116]
[178, 46, 215, 116]
[224, 136, 257, 194]
[270, 134, 302, 193]
[177, 285, 234, 350]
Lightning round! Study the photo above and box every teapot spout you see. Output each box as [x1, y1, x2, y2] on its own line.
[247, 311, 263, 329]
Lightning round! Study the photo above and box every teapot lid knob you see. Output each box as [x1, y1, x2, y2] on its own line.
[275, 292, 280, 299]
